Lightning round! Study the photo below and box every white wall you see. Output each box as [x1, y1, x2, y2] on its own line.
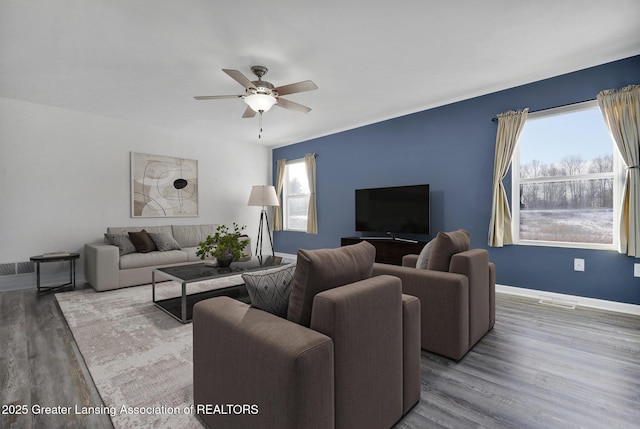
[0, 97, 271, 284]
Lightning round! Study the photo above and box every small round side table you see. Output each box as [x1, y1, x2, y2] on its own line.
[29, 252, 80, 294]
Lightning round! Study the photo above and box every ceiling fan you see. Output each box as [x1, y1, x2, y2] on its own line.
[194, 66, 318, 118]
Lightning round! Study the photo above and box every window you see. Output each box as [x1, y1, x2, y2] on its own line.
[283, 159, 310, 231]
[512, 101, 623, 250]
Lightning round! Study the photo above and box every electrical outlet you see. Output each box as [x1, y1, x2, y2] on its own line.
[635, 263, 640, 278]
[574, 258, 585, 272]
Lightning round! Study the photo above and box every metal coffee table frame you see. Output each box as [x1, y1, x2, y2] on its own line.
[152, 256, 284, 323]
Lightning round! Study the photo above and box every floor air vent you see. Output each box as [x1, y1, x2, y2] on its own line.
[17, 261, 35, 274]
[538, 296, 577, 310]
[0, 262, 35, 276]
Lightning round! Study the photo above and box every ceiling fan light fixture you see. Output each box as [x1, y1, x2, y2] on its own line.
[244, 93, 276, 112]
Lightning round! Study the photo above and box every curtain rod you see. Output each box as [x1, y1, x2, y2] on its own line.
[491, 98, 596, 122]
[273, 153, 316, 164]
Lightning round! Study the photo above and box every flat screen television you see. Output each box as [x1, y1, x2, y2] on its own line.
[355, 184, 430, 235]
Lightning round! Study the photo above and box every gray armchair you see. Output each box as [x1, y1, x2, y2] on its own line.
[193, 241, 421, 429]
[373, 231, 495, 361]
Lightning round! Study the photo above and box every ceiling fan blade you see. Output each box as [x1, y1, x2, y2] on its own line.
[242, 105, 257, 118]
[223, 69, 256, 90]
[194, 95, 243, 100]
[275, 97, 312, 113]
[274, 80, 318, 96]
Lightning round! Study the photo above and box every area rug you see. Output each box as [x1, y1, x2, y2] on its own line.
[55, 276, 246, 429]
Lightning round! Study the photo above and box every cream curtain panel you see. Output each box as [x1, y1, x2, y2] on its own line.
[597, 85, 640, 257]
[304, 153, 318, 234]
[488, 108, 529, 247]
[273, 159, 286, 231]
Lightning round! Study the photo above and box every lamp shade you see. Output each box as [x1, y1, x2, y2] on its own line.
[248, 185, 279, 207]
[244, 94, 277, 112]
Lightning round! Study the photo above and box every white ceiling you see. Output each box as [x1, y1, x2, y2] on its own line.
[1, 0, 639, 147]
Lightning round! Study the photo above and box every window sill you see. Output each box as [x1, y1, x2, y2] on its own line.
[514, 239, 616, 252]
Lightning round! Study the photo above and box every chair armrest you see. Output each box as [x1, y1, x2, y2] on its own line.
[402, 254, 419, 267]
[401, 294, 420, 413]
[83, 242, 120, 291]
[450, 249, 490, 347]
[373, 263, 468, 307]
[373, 263, 469, 360]
[193, 297, 334, 429]
[311, 275, 404, 429]
[450, 249, 489, 283]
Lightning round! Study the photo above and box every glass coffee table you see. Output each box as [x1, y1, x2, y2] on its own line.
[152, 256, 285, 323]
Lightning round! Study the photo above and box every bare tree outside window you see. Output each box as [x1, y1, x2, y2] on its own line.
[512, 102, 620, 249]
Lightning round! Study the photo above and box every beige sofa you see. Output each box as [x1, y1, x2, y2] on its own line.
[84, 224, 249, 292]
[193, 241, 421, 429]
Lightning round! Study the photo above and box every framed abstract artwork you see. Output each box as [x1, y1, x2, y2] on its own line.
[130, 152, 198, 217]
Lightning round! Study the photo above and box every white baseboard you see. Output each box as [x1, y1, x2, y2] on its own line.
[0, 273, 35, 292]
[275, 252, 297, 262]
[273, 253, 640, 316]
[497, 284, 640, 316]
[9, 256, 632, 316]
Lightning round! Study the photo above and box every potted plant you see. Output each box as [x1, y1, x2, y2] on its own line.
[196, 223, 250, 267]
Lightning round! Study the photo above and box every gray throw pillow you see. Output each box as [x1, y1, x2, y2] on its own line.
[148, 232, 181, 251]
[426, 229, 470, 272]
[104, 233, 137, 256]
[242, 263, 296, 317]
[416, 238, 435, 270]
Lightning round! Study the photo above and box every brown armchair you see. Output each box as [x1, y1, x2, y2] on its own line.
[193, 241, 421, 429]
[373, 231, 495, 361]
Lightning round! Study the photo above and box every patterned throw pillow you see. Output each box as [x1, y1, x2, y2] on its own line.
[415, 238, 435, 269]
[148, 232, 181, 251]
[104, 233, 137, 256]
[242, 263, 296, 317]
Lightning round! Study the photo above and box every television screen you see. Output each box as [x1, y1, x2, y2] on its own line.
[355, 184, 430, 235]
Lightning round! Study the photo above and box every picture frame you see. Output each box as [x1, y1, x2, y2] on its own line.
[130, 152, 198, 217]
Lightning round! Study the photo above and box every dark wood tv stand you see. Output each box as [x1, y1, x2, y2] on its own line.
[341, 237, 427, 265]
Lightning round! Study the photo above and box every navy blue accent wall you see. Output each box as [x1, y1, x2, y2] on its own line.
[273, 55, 640, 305]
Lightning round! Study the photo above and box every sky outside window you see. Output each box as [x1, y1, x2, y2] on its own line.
[518, 107, 614, 169]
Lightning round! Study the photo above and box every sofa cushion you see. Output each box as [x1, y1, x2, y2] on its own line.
[426, 229, 470, 272]
[119, 250, 189, 270]
[172, 224, 218, 248]
[287, 241, 376, 327]
[148, 232, 181, 251]
[415, 238, 435, 270]
[243, 263, 296, 317]
[128, 230, 157, 253]
[104, 233, 137, 256]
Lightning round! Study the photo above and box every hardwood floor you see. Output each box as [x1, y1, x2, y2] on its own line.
[1, 287, 638, 428]
[396, 295, 640, 429]
[0, 286, 113, 429]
